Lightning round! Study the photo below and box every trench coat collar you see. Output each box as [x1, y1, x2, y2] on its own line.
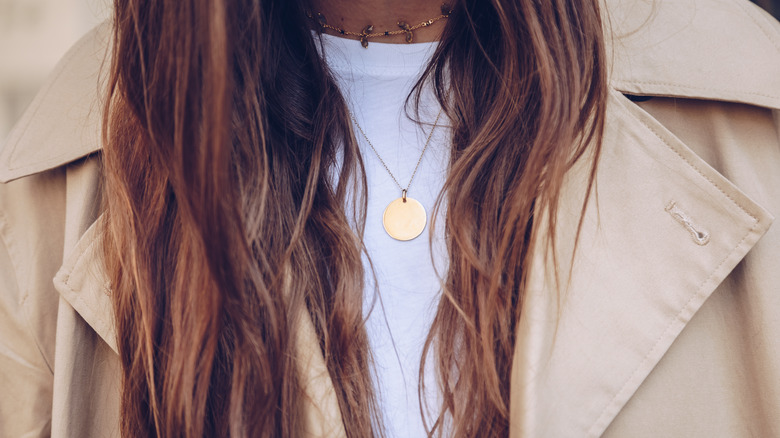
[0, 21, 110, 184]
[604, 0, 780, 110]
[0, 1, 778, 436]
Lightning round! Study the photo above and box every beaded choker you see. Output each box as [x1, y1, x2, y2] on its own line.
[308, 4, 452, 48]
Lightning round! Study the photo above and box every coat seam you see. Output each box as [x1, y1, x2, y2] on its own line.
[618, 93, 759, 222]
[612, 80, 780, 102]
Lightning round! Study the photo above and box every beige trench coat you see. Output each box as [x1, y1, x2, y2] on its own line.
[1, 0, 779, 436]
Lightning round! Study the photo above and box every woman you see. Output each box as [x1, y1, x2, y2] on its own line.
[1, 0, 779, 436]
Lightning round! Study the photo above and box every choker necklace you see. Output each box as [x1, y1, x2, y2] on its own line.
[308, 4, 452, 48]
[350, 109, 443, 241]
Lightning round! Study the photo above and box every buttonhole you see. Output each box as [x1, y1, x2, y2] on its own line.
[665, 201, 710, 246]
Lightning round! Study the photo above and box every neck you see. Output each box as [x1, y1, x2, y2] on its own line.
[310, 0, 448, 44]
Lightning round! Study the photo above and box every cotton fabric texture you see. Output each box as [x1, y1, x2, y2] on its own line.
[1, 0, 780, 436]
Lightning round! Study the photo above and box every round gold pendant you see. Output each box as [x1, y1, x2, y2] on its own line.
[382, 197, 427, 241]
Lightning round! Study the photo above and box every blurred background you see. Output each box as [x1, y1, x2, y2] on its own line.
[0, 0, 109, 139]
[0, 0, 778, 141]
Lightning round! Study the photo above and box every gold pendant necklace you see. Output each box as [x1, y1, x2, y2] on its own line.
[350, 109, 443, 241]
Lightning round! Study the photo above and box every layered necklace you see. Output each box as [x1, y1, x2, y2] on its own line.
[350, 110, 443, 241]
[308, 4, 452, 48]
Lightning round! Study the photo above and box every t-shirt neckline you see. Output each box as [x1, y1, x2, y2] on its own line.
[315, 31, 439, 76]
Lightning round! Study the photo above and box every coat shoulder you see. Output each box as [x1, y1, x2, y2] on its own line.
[0, 21, 110, 184]
[604, 0, 780, 109]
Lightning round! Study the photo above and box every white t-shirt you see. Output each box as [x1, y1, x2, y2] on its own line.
[317, 33, 448, 437]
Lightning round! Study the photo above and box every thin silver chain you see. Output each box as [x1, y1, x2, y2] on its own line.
[349, 108, 443, 196]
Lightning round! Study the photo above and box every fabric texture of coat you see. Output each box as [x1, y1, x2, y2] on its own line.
[1, 0, 779, 436]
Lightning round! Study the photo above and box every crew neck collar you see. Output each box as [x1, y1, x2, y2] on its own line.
[314, 31, 438, 76]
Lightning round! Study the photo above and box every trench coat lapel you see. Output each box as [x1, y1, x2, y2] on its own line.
[509, 90, 774, 437]
[604, 0, 780, 110]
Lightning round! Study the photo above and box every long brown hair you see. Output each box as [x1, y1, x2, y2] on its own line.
[102, 0, 606, 436]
